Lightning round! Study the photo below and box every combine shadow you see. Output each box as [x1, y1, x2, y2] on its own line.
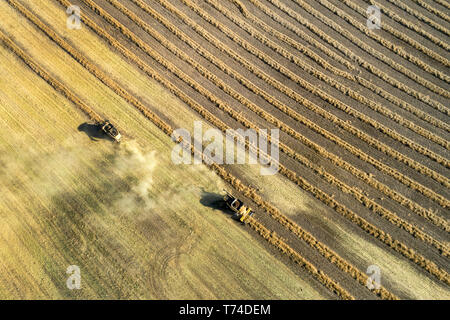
[78, 122, 114, 142]
[200, 190, 231, 213]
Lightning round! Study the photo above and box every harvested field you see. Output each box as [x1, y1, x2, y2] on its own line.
[0, 0, 449, 300]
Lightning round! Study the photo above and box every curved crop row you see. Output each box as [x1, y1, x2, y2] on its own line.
[19, 0, 394, 299]
[350, 0, 450, 63]
[265, 0, 450, 115]
[244, 216, 354, 300]
[309, 0, 450, 83]
[228, 0, 354, 79]
[413, 0, 450, 22]
[367, 0, 449, 51]
[205, 0, 450, 160]
[78, 0, 450, 272]
[0, 34, 102, 124]
[51, 0, 450, 287]
[176, 0, 450, 204]
[433, 0, 450, 10]
[387, 0, 450, 36]
[238, 0, 449, 134]
[0, 14, 355, 300]
[109, 0, 450, 253]
[144, 0, 450, 230]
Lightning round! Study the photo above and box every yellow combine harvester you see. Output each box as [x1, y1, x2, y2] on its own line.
[223, 190, 254, 223]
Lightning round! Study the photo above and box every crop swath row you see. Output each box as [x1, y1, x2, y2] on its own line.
[367, 0, 449, 51]
[342, 0, 450, 67]
[203, 0, 450, 160]
[172, 0, 450, 208]
[387, 0, 450, 35]
[299, 0, 449, 86]
[411, 0, 450, 22]
[264, 0, 449, 115]
[5, 1, 391, 300]
[64, 0, 450, 283]
[94, 0, 450, 252]
[146, 0, 449, 230]
[229, 0, 449, 134]
[127, 0, 450, 233]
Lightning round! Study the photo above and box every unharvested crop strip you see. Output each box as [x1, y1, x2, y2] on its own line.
[175, 0, 450, 204]
[7, 3, 362, 300]
[387, 0, 450, 35]
[265, 0, 450, 114]
[134, 0, 450, 231]
[234, 0, 450, 133]
[310, 0, 450, 84]
[205, 0, 450, 154]
[348, 0, 450, 65]
[366, 0, 450, 51]
[53, 0, 450, 284]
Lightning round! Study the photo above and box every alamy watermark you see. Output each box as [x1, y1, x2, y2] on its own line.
[366, 264, 381, 290]
[66, 265, 81, 290]
[367, 5, 381, 30]
[66, 5, 82, 30]
[171, 121, 279, 176]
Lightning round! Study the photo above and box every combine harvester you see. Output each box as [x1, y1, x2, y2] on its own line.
[223, 190, 254, 223]
[100, 120, 122, 143]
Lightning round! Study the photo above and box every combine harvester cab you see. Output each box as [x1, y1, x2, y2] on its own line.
[100, 120, 121, 143]
[223, 190, 254, 223]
